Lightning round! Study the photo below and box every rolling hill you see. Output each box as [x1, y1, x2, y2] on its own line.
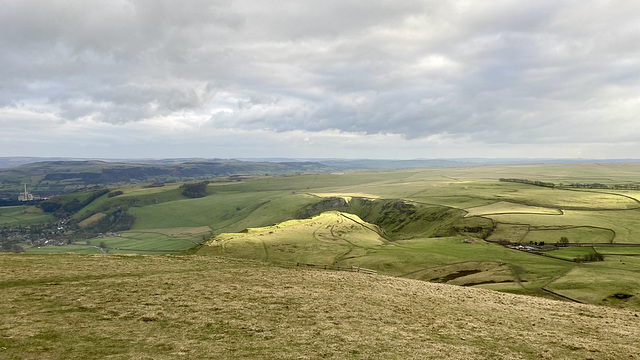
[0, 160, 330, 198]
[5, 164, 640, 311]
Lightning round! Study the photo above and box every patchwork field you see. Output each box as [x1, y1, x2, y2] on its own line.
[5, 163, 640, 310]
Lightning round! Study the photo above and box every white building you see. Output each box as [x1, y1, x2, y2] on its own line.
[18, 184, 34, 201]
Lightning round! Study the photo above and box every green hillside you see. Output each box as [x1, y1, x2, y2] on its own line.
[4, 163, 640, 309]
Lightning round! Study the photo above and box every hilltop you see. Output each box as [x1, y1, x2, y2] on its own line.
[0, 254, 638, 359]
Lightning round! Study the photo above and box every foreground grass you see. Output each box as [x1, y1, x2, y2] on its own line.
[1, 254, 639, 359]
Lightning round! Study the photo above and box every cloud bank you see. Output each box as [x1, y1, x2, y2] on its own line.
[2, 0, 640, 158]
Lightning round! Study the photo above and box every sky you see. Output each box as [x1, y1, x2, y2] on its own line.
[2, 0, 640, 160]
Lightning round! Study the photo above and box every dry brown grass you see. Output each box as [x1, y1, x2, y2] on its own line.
[1, 254, 639, 359]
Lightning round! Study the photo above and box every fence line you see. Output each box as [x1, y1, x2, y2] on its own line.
[272, 261, 377, 275]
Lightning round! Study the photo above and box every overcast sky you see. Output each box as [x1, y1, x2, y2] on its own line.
[2, 0, 640, 159]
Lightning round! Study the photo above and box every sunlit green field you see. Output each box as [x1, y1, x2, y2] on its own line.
[542, 247, 599, 261]
[82, 231, 200, 252]
[595, 246, 640, 255]
[26, 244, 102, 254]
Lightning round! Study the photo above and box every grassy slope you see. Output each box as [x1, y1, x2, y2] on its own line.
[1, 254, 639, 360]
[200, 212, 388, 264]
[199, 211, 572, 298]
[546, 262, 640, 307]
[0, 206, 53, 227]
[129, 191, 320, 231]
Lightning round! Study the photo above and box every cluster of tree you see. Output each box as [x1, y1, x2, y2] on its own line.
[574, 252, 604, 262]
[82, 209, 135, 234]
[455, 226, 485, 233]
[0, 238, 24, 253]
[39, 189, 110, 218]
[180, 181, 210, 198]
[612, 184, 640, 190]
[567, 183, 610, 189]
[499, 178, 555, 188]
[557, 236, 569, 246]
[567, 183, 640, 190]
[107, 190, 123, 198]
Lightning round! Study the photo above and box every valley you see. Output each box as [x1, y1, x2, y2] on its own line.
[2, 163, 640, 310]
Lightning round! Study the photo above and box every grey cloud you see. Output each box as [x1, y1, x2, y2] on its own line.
[2, 0, 640, 157]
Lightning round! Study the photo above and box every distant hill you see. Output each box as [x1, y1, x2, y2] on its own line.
[314, 158, 474, 170]
[0, 157, 229, 169]
[3, 156, 640, 171]
[0, 157, 483, 199]
[4, 156, 640, 199]
[0, 160, 330, 198]
[0, 157, 80, 169]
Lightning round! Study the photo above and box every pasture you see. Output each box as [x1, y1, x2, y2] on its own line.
[0, 206, 53, 227]
[464, 201, 562, 217]
[26, 244, 102, 254]
[523, 227, 615, 245]
[545, 264, 640, 307]
[81, 231, 199, 253]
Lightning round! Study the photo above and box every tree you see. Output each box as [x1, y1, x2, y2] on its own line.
[99, 241, 106, 249]
[558, 236, 569, 247]
[40, 200, 62, 213]
[10, 244, 24, 253]
[575, 252, 604, 262]
[180, 181, 209, 198]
